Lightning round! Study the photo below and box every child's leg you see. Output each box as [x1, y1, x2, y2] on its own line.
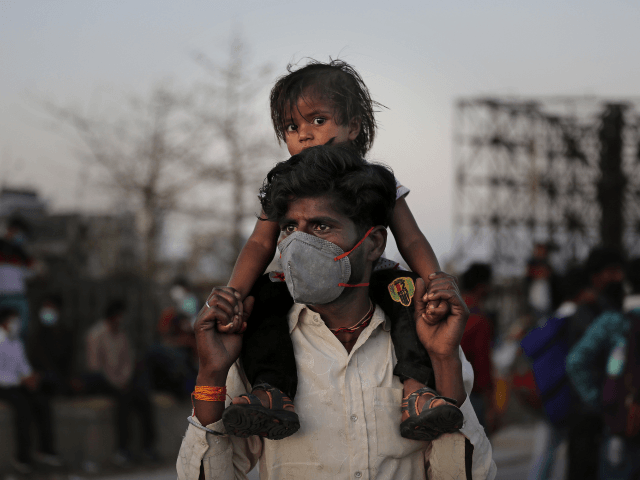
[222, 273, 300, 439]
[369, 269, 464, 441]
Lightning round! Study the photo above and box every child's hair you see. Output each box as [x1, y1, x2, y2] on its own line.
[259, 145, 396, 232]
[270, 59, 384, 158]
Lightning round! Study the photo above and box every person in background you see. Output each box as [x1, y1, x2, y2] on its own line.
[564, 246, 625, 480]
[27, 295, 75, 395]
[0, 216, 39, 337]
[84, 300, 158, 466]
[148, 277, 199, 398]
[0, 307, 63, 474]
[525, 266, 595, 480]
[567, 257, 640, 480]
[460, 263, 495, 432]
[525, 243, 561, 321]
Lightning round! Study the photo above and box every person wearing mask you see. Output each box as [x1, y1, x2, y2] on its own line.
[84, 300, 158, 466]
[0, 307, 62, 474]
[27, 295, 75, 395]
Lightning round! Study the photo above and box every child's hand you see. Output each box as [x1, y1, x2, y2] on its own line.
[422, 273, 450, 323]
[204, 287, 246, 334]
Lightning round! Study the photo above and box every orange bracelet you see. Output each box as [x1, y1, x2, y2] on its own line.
[192, 386, 227, 402]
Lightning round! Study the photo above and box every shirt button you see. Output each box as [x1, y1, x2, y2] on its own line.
[351, 414, 358, 422]
[355, 472, 362, 478]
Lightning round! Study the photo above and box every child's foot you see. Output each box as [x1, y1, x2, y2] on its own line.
[222, 383, 300, 440]
[400, 382, 464, 441]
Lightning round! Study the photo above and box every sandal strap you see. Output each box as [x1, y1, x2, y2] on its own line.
[252, 382, 294, 411]
[237, 393, 264, 406]
[402, 386, 458, 417]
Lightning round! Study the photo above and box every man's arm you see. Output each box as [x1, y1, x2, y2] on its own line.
[176, 287, 262, 480]
[414, 273, 497, 479]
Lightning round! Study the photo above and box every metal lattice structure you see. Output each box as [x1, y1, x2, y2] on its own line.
[453, 97, 640, 276]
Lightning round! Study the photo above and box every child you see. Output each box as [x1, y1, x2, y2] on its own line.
[212, 60, 463, 441]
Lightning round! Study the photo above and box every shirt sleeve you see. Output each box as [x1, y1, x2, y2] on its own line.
[428, 347, 497, 479]
[566, 311, 620, 409]
[395, 178, 410, 200]
[176, 363, 263, 480]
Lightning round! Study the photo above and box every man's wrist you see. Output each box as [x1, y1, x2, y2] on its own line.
[196, 370, 228, 387]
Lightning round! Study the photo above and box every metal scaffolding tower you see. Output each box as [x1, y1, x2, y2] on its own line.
[453, 97, 640, 276]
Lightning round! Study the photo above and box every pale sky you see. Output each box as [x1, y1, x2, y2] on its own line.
[1, 0, 639, 263]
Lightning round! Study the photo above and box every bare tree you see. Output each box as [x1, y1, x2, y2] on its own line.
[42, 32, 280, 280]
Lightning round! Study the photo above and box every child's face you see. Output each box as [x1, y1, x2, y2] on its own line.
[284, 95, 360, 156]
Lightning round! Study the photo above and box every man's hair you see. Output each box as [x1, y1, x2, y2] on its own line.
[0, 307, 18, 325]
[7, 216, 30, 236]
[270, 59, 383, 158]
[105, 299, 126, 319]
[626, 257, 640, 294]
[259, 145, 396, 232]
[585, 247, 624, 278]
[461, 263, 493, 291]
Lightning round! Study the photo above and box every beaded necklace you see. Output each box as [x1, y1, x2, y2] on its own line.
[328, 301, 375, 335]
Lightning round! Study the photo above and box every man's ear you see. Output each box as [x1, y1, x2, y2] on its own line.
[366, 226, 387, 262]
[348, 116, 361, 141]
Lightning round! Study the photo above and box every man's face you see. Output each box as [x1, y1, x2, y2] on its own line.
[278, 195, 372, 286]
[592, 265, 624, 292]
[283, 94, 359, 156]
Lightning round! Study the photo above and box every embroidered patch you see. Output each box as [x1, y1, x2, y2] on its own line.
[388, 277, 415, 307]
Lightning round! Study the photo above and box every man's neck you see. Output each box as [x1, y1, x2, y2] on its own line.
[309, 289, 372, 331]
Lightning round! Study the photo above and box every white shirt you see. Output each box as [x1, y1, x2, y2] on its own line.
[177, 304, 496, 479]
[0, 331, 32, 387]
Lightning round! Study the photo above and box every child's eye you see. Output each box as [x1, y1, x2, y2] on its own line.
[285, 123, 297, 133]
[312, 117, 326, 126]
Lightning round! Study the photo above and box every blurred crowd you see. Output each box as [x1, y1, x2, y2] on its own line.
[0, 216, 202, 475]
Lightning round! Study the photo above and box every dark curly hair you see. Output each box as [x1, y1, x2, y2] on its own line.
[270, 59, 384, 158]
[259, 145, 396, 232]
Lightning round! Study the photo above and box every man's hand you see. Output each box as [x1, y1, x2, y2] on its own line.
[195, 287, 254, 383]
[414, 272, 469, 360]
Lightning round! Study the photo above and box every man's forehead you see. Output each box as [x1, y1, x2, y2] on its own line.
[283, 195, 347, 222]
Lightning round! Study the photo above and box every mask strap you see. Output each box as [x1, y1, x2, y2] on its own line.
[333, 227, 375, 262]
[335, 226, 376, 288]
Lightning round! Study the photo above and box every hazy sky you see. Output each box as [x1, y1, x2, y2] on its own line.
[2, 0, 639, 262]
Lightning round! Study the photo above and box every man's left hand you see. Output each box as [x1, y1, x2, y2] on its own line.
[414, 272, 469, 360]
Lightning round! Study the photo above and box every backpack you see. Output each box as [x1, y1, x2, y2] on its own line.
[602, 311, 640, 441]
[520, 314, 574, 425]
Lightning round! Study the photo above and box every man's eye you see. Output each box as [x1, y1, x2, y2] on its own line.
[282, 225, 296, 233]
[312, 117, 326, 126]
[285, 124, 297, 132]
[315, 224, 330, 232]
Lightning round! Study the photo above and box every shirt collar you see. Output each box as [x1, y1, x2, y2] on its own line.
[288, 303, 389, 334]
[624, 294, 640, 312]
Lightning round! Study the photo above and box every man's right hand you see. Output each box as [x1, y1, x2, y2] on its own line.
[194, 287, 255, 382]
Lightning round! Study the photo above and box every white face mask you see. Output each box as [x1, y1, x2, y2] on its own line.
[39, 307, 59, 326]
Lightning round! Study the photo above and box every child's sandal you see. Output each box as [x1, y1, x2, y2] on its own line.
[400, 386, 464, 441]
[222, 383, 300, 440]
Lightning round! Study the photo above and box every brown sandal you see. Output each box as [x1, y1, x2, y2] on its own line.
[222, 383, 300, 440]
[400, 387, 464, 441]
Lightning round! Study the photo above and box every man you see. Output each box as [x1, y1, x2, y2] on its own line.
[27, 295, 75, 395]
[84, 300, 157, 465]
[460, 263, 494, 431]
[176, 146, 495, 479]
[0, 307, 62, 474]
[567, 257, 640, 479]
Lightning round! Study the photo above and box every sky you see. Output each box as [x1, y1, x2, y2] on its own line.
[1, 0, 640, 264]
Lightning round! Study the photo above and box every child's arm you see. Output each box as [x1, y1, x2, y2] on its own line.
[389, 197, 440, 280]
[227, 215, 280, 301]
